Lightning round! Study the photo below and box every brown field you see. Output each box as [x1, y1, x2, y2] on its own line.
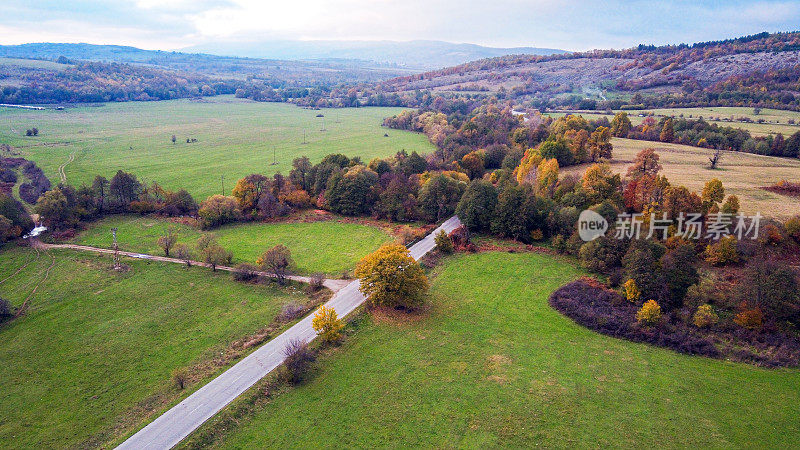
[561, 138, 800, 220]
[547, 107, 800, 137]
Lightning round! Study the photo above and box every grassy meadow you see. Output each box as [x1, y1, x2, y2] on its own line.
[0, 96, 434, 199]
[198, 252, 800, 448]
[561, 138, 800, 220]
[70, 215, 394, 275]
[0, 247, 315, 449]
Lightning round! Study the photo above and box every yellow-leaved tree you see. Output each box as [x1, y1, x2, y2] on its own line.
[354, 243, 429, 310]
[514, 148, 543, 185]
[535, 158, 559, 197]
[312, 305, 344, 343]
[624, 278, 641, 303]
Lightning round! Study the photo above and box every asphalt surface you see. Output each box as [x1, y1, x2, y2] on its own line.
[116, 216, 462, 449]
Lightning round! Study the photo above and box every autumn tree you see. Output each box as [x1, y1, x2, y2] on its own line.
[354, 243, 428, 310]
[198, 195, 240, 229]
[588, 126, 613, 161]
[610, 112, 632, 137]
[258, 244, 293, 285]
[626, 148, 662, 180]
[660, 117, 675, 142]
[582, 163, 622, 204]
[458, 150, 484, 180]
[535, 158, 559, 197]
[312, 305, 344, 343]
[701, 178, 725, 213]
[514, 148, 543, 185]
[157, 226, 178, 257]
[434, 229, 454, 253]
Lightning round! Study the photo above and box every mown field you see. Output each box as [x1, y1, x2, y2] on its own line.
[548, 107, 800, 137]
[0, 247, 316, 449]
[70, 215, 394, 276]
[0, 96, 434, 200]
[561, 138, 800, 220]
[197, 252, 800, 448]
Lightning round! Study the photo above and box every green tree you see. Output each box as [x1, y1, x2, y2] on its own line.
[456, 180, 498, 232]
[109, 170, 142, 209]
[324, 166, 379, 216]
[418, 174, 465, 222]
[198, 195, 240, 229]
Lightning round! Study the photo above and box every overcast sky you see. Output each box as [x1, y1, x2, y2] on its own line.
[2, 0, 799, 51]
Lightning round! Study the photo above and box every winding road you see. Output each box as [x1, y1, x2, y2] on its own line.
[115, 216, 461, 450]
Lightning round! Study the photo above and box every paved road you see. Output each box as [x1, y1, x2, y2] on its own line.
[115, 216, 461, 449]
[40, 243, 349, 292]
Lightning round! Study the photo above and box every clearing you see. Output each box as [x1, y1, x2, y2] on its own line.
[69, 215, 395, 276]
[204, 252, 800, 448]
[0, 96, 434, 199]
[561, 138, 800, 220]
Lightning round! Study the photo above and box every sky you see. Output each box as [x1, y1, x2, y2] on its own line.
[1, 0, 799, 52]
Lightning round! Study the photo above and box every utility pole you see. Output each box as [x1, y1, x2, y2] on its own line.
[111, 227, 121, 271]
[321, 116, 326, 131]
[302, 129, 307, 144]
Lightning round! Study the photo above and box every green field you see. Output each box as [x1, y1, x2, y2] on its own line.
[561, 138, 800, 220]
[0, 96, 434, 200]
[0, 247, 314, 449]
[205, 252, 800, 448]
[71, 215, 394, 275]
[548, 107, 800, 137]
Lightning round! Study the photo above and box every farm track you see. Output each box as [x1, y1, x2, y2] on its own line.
[39, 243, 351, 292]
[58, 151, 76, 183]
[0, 245, 39, 285]
[14, 247, 56, 318]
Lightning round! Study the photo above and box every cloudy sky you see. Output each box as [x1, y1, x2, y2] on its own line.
[2, 0, 799, 51]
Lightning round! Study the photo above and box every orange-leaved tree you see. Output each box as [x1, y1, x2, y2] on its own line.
[354, 243, 428, 310]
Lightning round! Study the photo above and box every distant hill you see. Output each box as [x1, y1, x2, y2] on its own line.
[184, 40, 567, 70]
[365, 31, 800, 111]
[0, 43, 416, 83]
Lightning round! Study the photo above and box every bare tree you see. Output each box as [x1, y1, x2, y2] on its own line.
[282, 338, 314, 384]
[709, 148, 723, 170]
[258, 244, 293, 285]
[156, 226, 178, 256]
[174, 243, 192, 267]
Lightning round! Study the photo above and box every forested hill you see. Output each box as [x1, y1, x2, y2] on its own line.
[360, 32, 800, 111]
[0, 43, 417, 104]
